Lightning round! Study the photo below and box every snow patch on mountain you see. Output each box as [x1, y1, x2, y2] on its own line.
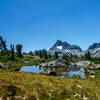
[49, 41, 100, 57]
[57, 46, 62, 50]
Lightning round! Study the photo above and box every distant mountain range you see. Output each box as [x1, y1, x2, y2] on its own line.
[49, 40, 100, 57]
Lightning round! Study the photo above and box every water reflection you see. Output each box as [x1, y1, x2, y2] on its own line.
[68, 68, 86, 79]
[20, 65, 86, 79]
[20, 65, 47, 74]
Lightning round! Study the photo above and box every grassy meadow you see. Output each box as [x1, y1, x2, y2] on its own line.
[0, 69, 100, 100]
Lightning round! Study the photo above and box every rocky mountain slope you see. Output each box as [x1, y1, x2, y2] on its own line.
[49, 40, 100, 57]
[49, 40, 82, 56]
[87, 43, 100, 57]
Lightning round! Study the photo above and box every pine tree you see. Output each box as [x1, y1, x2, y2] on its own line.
[10, 44, 14, 61]
[28, 51, 34, 56]
[83, 51, 91, 60]
[48, 53, 52, 59]
[54, 51, 58, 59]
[16, 44, 23, 57]
[0, 36, 7, 55]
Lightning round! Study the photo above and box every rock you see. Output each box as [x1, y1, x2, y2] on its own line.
[47, 60, 68, 68]
[95, 64, 100, 70]
[89, 75, 95, 78]
[0, 63, 4, 69]
[40, 63, 48, 67]
[67, 64, 81, 72]
[75, 61, 91, 67]
[24, 61, 29, 64]
[48, 71, 56, 76]
[40, 58, 45, 63]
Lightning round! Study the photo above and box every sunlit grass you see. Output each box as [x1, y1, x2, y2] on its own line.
[0, 69, 100, 100]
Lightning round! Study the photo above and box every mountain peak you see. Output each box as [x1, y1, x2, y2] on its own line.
[71, 45, 82, 52]
[49, 40, 82, 56]
[88, 43, 100, 50]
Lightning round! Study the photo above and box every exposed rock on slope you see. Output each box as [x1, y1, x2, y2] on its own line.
[49, 40, 100, 57]
[49, 40, 82, 56]
[87, 43, 100, 57]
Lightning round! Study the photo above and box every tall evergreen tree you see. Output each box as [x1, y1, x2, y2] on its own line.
[39, 51, 42, 58]
[10, 44, 14, 61]
[43, 51, 48, 60]
[0, 36, 7, 55]
[62, 54, 67, 60]
[54, 51, 58, 59]
[16, 44, 23, 57]
[83, 51, 91, 60]
[48, 53, 52, 59]
[28, 51, 34, 56]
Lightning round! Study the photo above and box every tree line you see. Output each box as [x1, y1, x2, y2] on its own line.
[0, 36, 23, 61]
[0, 36, 100, 63]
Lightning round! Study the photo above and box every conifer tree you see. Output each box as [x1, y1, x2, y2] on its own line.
[10, 44, 14, 61]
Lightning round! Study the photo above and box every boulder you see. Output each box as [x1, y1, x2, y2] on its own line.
[40, 63, 48, 67]
[40, 58, 45, 63]
[95, 64, 100, 70]
[48, 71, 57, 76]
[0, 63, 5, 69]
[75, 61, 91, 67]
[67, 64, 81, 72]
[47, 60, 68, 67]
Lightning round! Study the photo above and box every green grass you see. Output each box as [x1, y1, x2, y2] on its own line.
[0, 69, 100, 100]
[0, 55, 42, 70]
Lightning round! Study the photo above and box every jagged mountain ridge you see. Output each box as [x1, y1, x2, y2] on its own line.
[49, 40, 82, 56]
[49, 40, 100, 57]
[50, 40, 82, 51]
[87, 43, 100, 57]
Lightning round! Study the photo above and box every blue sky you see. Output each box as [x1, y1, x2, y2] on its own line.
[0, 0, 100, 52]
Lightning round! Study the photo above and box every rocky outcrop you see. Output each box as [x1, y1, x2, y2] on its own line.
[40, 60, 68, 68]
[75, 61, 91, 67]
[88, 43, 100, 50]
[67, 65, 81, 72]
[87, 43, 100, 57]
[0, 63, 4, 69]
[47, 60, 68, 67]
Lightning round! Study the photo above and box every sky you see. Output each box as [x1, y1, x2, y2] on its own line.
[0, 0, 100, 52]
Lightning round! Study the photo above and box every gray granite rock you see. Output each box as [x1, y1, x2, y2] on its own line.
[47, 60, 68, 67]
[0, 63, 5, 69]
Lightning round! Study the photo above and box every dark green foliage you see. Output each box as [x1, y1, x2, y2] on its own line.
[0, 36, 7, 55]
[48, 53, 52, 59]
[28, 51, 34, 56]
[0, 56, 10, 62]
[42, 51, 48, 60]
[23, 52, 27, 55]
[34, 51, 39, 56]
[35, 50, 48, 59]
[62, 54, 68, 60]
[16, 44, 23, 57]
[83, 51, 91, 60]
[39, 51, 42, 58]
[10, 44, 15, 61]
[54, 51, 58, 59]
[91, 57, 100, 64]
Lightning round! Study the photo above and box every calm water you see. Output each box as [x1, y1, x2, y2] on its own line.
[68, 68, 86, 79]
[20, 65, 86, 79]
[20, 65, 48, 73]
